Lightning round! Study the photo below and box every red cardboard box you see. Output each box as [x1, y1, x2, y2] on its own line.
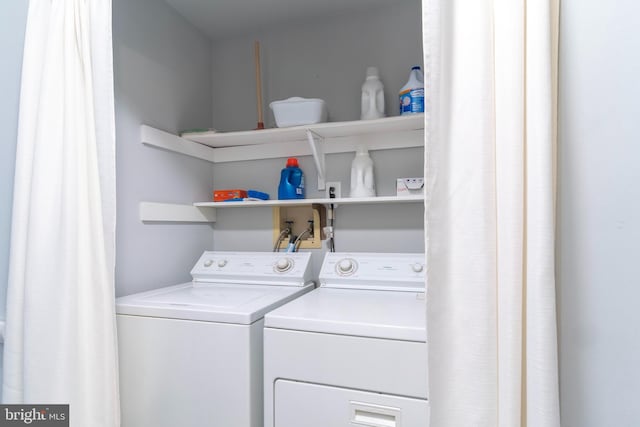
[213, 189, 247, 202]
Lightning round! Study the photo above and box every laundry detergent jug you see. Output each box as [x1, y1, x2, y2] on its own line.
[278, 157, 305, 200]
[349, 146, 376, 198]
[399, 65, 424, 115]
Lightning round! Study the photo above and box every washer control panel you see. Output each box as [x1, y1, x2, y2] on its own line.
[191, 251, 313, 286]
[274, 257, 295, 273]
[336, 258, 357, 276]
[320, 252, 426, 291]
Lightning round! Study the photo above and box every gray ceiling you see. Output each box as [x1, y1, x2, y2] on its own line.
[164, 0, 396, 40]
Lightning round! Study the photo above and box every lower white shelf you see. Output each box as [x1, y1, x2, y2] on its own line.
[193, 195, 425, 208]
[139, 196, 424, 223]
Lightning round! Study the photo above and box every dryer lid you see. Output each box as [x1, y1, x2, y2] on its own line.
[264, 287, 426, 342]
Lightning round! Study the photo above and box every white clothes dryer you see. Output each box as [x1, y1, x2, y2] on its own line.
[116, 251, 314, 427]
[263, 252, 428, 427]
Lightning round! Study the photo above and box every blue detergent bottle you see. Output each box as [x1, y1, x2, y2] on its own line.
[278, 157, 305, 200]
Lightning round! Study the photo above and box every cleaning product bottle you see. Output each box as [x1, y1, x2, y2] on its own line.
[349, 146, 376, 198]
[361, 66, 385, 120]
[399, 65, 424, 115]
[278, 157, 305, 200]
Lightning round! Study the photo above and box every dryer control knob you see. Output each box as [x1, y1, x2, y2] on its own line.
[275, 258, 293, 273]
[204, 259, 214, 267]
[217, 259, 228, 268]
[337, 258, 356, 275]
[411, 263, 424, 273]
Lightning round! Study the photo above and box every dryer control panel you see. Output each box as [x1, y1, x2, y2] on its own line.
[191, 251, 313, 286]
[319, 252, 425, 291]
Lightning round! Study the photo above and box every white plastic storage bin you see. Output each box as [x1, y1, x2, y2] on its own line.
[270, 97, 327, 128]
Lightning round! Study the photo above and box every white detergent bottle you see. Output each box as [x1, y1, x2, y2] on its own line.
[350, 146, 376, 198]
[361, 66, 385, 120]
[399, 65, 424, 114]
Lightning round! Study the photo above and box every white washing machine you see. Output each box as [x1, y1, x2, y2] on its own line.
[116, 251, 314, 427]
[263, 252, 428, 427]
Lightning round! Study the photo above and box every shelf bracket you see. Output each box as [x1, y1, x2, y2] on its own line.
[305, 129, 326, 191]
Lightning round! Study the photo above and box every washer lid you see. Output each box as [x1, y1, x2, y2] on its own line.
[116, 282, 314, 324]
[264, 288, 426, 342]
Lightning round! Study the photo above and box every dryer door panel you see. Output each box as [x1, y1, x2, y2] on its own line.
[274, 379, 429, 427]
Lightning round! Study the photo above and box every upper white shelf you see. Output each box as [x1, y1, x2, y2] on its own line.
[181, 114, 425, 148]
[141, 114, 425, 164]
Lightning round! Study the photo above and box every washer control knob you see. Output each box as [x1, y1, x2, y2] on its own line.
[337, 258, 356, 275]
[411, 263, 424, 273]
[204, 259, 214, 267]
[275, 258, 293, 273]
[217, 259, 228, 268]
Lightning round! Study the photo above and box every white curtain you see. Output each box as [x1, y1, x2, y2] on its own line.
[423, 0, 560, 426]
[3, 0, 119, 426]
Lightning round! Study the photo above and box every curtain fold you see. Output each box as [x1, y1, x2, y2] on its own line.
[3, 1, 119, 426]
[423, 0, 560, 425]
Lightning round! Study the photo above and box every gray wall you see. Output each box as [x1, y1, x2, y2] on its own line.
[113, 0, 214, 296]
[211, 0, 423, 132]
[211, 149, 425, 276]
[558, 0, 640, 425]
[208, 0, 425, 274]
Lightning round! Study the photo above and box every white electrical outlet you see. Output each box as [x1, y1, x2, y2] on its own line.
[325, 182, 342, 199]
